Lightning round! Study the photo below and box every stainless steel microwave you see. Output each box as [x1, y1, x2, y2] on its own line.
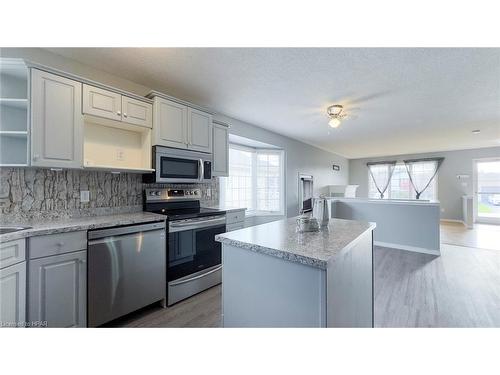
[144, 146, 212, 183]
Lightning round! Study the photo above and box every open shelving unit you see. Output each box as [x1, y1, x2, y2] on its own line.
[83, 115, 153, 173]
[0, 58, 29, 166]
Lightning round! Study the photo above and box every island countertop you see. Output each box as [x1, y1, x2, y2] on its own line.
[215, 217, 376, 270]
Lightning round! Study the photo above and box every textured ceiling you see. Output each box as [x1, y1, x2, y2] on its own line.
[46, 48, 500, 158]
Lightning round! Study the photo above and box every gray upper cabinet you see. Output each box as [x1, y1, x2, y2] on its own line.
[83, 84, 122, 121]
[0, 259, 26, 328]
[152, 97, 187, 148]
[28, 250, 86, 328]
[31, 69, 83, 169]
[83, 84, 152, 127]
[212, 121, 229, 176]
[187, 108, 212, 153]
[121, 95, 152, 128]
[151, 95, 212, 153]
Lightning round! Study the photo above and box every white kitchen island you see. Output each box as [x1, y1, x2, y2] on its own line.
[215, 218, 376, 328]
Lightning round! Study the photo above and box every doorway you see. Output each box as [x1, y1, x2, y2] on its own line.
[474, 158, 500, 225]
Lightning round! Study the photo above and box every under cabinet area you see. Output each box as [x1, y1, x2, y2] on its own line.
[83, 117, 153, 172]
[148, 92, 213, 153]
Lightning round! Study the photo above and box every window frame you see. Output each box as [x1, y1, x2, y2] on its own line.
[368, 161, 438, 201]
[220, 143, 286, 216]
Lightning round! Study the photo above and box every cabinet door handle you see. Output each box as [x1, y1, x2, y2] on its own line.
[123, 113, 127, 118]
[117, 111, 121, 116]
[33, 154, 39, 161]
[56, 241, 65, 247]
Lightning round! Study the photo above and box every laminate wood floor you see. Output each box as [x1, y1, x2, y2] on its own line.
[440, 222, 500, 251]
[108, 244, 500, 328]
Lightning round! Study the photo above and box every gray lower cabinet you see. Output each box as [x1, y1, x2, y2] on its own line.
[0, 261, 26, 328]
[28, 250, 86, 328]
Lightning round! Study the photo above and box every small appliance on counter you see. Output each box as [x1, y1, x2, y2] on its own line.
[144, 188, 226, 306]
[312, 197, 330, 229]
[296, 214, 320, 233]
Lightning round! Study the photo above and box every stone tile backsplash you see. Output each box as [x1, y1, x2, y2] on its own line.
[0, 168, 219, 221]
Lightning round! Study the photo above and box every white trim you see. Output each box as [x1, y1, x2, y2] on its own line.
[374, 241, 441, 255]
[440, 219, 466, 226]
[472, 157, 500, 225]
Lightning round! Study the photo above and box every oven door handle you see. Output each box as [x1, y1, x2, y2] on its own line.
[169, 217, 226, 232]
[199, 158, 204, 181]
[169, 265, 222, 286]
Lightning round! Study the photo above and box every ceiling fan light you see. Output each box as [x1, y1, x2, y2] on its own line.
[327, 104, 343, 116]
[329, 117, 341, 128]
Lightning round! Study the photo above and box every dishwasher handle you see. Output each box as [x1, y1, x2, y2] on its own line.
[88, 221, 166, 240]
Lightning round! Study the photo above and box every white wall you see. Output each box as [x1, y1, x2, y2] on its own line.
[1, 48, 348, 219]
[349, 146, 500, 221]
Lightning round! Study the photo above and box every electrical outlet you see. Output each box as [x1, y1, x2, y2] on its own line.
[116, 149, 124, 161]
[80, 190, 90, 203]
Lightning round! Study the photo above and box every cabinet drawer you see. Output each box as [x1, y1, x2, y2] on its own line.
[226, 223, 245, 232]
[29, 231, 87, 259]
[226, 210, 245, 224]
[0, 239, 26, 269]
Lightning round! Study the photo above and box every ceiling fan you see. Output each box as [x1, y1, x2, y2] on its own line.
[327, 104, 349, 128]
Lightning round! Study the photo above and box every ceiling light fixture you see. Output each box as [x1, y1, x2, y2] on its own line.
[327, 104, 347, 128]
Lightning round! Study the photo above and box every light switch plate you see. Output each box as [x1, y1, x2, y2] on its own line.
[80, 190, 90, 203]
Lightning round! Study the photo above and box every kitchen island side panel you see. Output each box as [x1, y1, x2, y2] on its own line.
[222, 244, 326, 328]
[326, 230, 373, 327]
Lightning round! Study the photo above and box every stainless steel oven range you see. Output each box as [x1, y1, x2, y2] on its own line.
[144, 188, 226, 306]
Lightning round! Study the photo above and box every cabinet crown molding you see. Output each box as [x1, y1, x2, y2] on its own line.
[26, 61, 153, 104]
[147, 90, 216, 115]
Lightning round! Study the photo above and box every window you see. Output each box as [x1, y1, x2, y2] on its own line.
[220, 144, 285, 215]
[369, 162, 437, 200]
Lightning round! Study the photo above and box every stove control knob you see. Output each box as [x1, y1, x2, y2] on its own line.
[193, 190, 199, 195]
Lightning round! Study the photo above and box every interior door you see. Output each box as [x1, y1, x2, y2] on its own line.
[474, 158, 500, 224]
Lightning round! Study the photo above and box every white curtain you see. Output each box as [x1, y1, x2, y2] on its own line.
[367, 161, 397, 199]
[404, 158, 444, 199]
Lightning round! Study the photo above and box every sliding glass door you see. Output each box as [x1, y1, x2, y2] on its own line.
[474, 158, 500, 224]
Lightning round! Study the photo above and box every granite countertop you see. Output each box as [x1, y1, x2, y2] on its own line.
[215, 217, 376, 270]
[202, 204, 247, 213]
[0, 212, 167, 243]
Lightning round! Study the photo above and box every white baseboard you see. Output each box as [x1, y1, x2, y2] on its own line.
[374, 241, 441, 256]
[440, 219, 466, 226]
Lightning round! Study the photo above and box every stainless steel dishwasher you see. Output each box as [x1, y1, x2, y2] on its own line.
[87, 221, 166, 327]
